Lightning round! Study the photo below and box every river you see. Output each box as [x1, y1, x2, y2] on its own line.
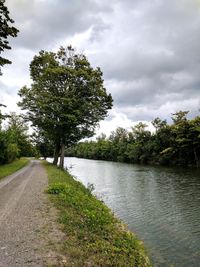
[50, 157, 200, 266]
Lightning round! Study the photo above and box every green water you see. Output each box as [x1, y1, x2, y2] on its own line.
[61, 157, 200, 266]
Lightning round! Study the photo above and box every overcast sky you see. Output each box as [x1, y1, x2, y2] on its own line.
[1, 0, 200, 135]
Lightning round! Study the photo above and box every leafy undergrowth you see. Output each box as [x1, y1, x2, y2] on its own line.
[44, 161, 152, 267]
[0, 158, 30, 180]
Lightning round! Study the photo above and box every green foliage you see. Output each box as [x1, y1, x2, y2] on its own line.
[47, 182, 71, 195]
[0, 104, 8, 124]
[18, 46, 113, 168]
[0, 158, 29, 180]
[31, 129, 54, 159]
[0, 0, 19, 73]
[44, 162, 152, 266]
[67, 111, 200, 168]
[0, 111, 35, 165]
[6, 113, 35, 157]
[6, 143, 19, 163]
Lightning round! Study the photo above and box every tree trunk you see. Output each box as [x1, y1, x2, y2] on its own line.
[59, 142, 65, 169]
[53, 143, 60, 165]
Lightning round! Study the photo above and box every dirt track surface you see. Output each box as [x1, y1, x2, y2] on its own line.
[0, 160, 64, 267]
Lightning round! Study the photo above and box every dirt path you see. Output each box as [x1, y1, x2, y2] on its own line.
[0, 160, 64, 267]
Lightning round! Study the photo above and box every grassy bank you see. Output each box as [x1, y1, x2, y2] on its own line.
[44, 161, 152, 267]
[0, 158, 30, 180]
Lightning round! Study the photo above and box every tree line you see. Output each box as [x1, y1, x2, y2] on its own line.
[66, 111, 200, 168]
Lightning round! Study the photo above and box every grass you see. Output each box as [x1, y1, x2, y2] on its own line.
[0, 158, 30, 180]
[44, 161, 152, 267]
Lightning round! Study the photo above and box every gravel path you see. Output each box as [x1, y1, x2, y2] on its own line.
[0, 160, 65, 267]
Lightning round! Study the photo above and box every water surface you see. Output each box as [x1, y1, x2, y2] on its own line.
[54, 157, 200, 266]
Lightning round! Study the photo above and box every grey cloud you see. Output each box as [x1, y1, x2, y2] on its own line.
[2, 0, 200, 125]
[87, 0, 200, 121]
[110, 71, 200, 119]
[102, 50, 185, 81]
[115, 97, 200, 122]
[89, 22, 111, 42]
[7, 0, 114, 51]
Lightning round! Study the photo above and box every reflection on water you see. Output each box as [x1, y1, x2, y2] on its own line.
[52, 157, 200, 266]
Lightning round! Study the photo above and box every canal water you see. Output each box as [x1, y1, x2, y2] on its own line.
[52, 157, 200, 266]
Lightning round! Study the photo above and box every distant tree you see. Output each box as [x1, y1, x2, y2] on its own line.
[189, 117, 200, 167]
[31, 129, 54, 159]
[150, 117, 170, 163]
[18, 46, 113, 168]
[0, 0, 19, 74]
[170, 111, 192, 166]
[152, 117, 167, 132]
[0, 103, 7, 126]
[0, 112, 34, 164]
[128, 123, 151, 163]
[171, 111, 189, 125]
[108, 127, 129, 161]
[6, 113, 34, 157]
[131, 122, 151, 142]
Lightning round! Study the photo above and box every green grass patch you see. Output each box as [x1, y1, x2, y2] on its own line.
[44, 161, 152, 267]
[0, 158, 30, 180]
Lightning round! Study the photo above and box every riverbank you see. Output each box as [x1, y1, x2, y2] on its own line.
[0, 158, 30, 180]
[44, 161, 152, 266]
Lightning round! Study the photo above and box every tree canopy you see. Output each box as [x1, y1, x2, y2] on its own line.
[0, 0, 19, 74]
[18, 46, 113, 168]
[0, 110, 35, 164]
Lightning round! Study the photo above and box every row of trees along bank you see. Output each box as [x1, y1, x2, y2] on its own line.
[66, 111, 200, 168]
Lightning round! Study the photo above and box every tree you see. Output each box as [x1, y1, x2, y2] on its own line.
[18, 46, 113, 168]
[152, 117, 167, 132]
[0, 112, 34, 164]
[31, 129, 54, 159]
[129, 123, 151, 163]
[6, 113, 34, 157]
[171, 110, 189, 125]
[189, 117, 200, 167]
[108, 127, 129, 161]
[0, 103, 7, 127]
[0, 0, 19, 74]
[170, 111, 190, 165]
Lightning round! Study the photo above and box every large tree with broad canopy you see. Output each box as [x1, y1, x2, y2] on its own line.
[18, 46, 113, 168]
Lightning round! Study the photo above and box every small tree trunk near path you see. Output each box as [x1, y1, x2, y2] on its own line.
[59, 142, 65, 169]
[53, 143, 60, 166]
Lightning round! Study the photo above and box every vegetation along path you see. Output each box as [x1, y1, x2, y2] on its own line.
[0, 160, 64, 267]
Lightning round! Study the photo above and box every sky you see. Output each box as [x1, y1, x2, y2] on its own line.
[1, 0, 200, 136]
